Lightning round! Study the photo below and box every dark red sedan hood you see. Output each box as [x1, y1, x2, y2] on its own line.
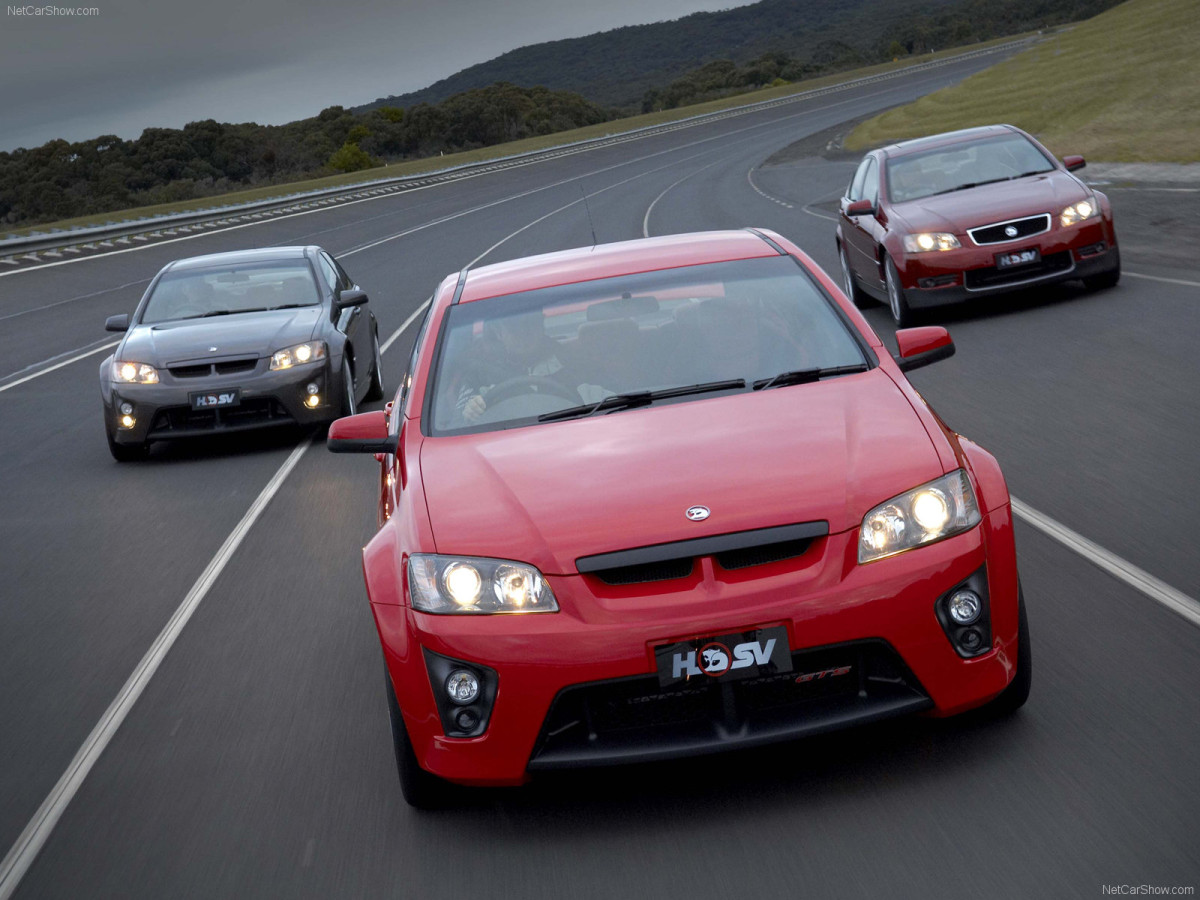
[418, 370, 945, 575]
[890, 171, 1089, 233]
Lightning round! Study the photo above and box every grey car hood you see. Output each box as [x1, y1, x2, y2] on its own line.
[121, 307, 324, 365]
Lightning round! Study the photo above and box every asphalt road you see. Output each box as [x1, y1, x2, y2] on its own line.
[2, 48, 1198, 899]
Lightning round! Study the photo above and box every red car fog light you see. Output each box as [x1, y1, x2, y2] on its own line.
[948, 590, 982, 625]
[917, 274, 958, 289]
[446, 669, 480, 705]
[935, 568, 993, 659]
[423, 650, 497, 738]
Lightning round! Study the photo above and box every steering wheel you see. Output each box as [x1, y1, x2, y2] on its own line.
[483, 374, 579, 407]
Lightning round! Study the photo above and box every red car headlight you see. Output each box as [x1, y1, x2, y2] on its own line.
[859, 469, 981, 563]
[408, 554, 559, 614]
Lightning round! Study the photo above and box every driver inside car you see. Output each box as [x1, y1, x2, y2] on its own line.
[454, 310, 602, 423]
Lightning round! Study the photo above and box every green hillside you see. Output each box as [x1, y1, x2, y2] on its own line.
[845, 0, 1200, 162]
[363, 0, 1118, 111]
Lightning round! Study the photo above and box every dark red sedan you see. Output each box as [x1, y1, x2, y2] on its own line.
[837, 124, 1120, 326]
[329, 229, 1031, 807]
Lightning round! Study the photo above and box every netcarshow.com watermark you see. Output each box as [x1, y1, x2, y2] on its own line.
[7, 4, 99, 14]
[1102, 887, 1195, 896]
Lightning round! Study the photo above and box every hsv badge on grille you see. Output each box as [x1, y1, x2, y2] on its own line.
[686, 505, 710, 521]
[1004, 225, 1018, 238]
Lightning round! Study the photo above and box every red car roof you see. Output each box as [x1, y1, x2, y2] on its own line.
[882, 124, 1017, 159]
[458, 230, 780, 303]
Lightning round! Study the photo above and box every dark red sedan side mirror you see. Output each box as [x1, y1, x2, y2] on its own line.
[327, 410, 397, 454]
[845, 199, 875, 216]
[1062, 155, 1086, 172]
[894, 326, 955, 372]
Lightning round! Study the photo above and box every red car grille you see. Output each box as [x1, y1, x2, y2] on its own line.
[528, 640, 932, 770]
[967, 214, 1050, 245]
[965, 250, 1073, 290]
[580, 523, 826, 586]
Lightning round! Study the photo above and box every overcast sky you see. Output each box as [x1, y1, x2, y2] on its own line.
[0, 0, 747, 152]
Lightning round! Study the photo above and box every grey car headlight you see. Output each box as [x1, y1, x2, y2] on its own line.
[270, 340, 327, 370]
[112, 360, 159, 384]
[408, 554, 559, 614]
[858, 469, 981, 563]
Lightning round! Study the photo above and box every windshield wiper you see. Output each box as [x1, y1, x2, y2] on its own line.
[267, 303, 311, 310]
[178, 307, 267, 319]
[538, 379, 745, 422]
[753, 364, 868, 391]
[929, 169, 1054, 197]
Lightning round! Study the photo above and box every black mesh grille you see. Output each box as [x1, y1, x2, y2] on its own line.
[148, 398, 294, 436]
[214, 358, 257, 375]
[716, 538, 812, 570]
[965, 251, 1073, 289]
[529, 640, 931, 769]
[969, 214, 1050, 245]
[169, 364, 211, 378]
[592, 558, 693, 585]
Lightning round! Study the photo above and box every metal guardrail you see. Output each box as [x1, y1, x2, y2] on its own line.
[0, 38, 1034, 265]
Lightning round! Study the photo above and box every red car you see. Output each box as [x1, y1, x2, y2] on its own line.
[329, 229, 1031, 807]
[837, 124, 1120, 326]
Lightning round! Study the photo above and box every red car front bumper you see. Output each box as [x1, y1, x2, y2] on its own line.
[372, 505, 1021, 787]
[896, 217, 1118, 309]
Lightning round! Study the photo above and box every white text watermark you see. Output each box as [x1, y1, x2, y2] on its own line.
[1102, 888, 1195, 896]
[8, 5, 99, 14]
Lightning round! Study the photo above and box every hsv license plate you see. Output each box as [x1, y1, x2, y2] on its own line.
[995, 248, 1040, 268]
[190, 389, 241, 410]
[655, 625, 791, 686]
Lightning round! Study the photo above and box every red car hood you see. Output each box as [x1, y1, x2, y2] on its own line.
[890, 171, 1089, 233]
[418, 369, 946, 575]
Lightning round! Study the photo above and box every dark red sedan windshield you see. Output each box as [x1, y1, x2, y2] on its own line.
[886, 133, 1056, 203]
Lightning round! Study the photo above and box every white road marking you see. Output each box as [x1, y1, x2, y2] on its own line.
[0, 340, 119, 394]
[745, 166, 794, 209]
[1125, 271, 1200, 289]
[644, 162, 722, 237]
[0, 439, 311, 900]
[1012, 497, 1200, 628]
[380, 300, 432, 354]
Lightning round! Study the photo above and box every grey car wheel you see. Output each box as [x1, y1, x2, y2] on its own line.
[342, 357, 356, 417]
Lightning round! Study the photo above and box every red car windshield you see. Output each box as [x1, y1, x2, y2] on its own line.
[886, 134, 1056, 203]
[427, 256, 868, 434]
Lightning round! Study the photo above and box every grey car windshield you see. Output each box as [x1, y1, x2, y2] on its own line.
[886, 134, 1056, 203]
[141, 261, 321, 324]
[428, 255, 868, 434]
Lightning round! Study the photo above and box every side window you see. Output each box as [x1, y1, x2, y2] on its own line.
[848, 157, 871, 201]
[864, 158, 880, 207]
[400, 302, 434, 419]
[332, 257, 354, 290]
[317, 253, 339, 294]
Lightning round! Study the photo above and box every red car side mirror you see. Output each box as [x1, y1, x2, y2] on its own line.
[327, 410, 397, 454]
[894, 326, 955, 372]
[1063, 155, 1086, 172]
[845, 199, 875, 216]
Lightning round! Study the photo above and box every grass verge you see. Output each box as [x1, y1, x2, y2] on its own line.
[845, 0, 1199, 162]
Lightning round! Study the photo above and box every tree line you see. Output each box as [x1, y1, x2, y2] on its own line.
[0, 84, 615, 228]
